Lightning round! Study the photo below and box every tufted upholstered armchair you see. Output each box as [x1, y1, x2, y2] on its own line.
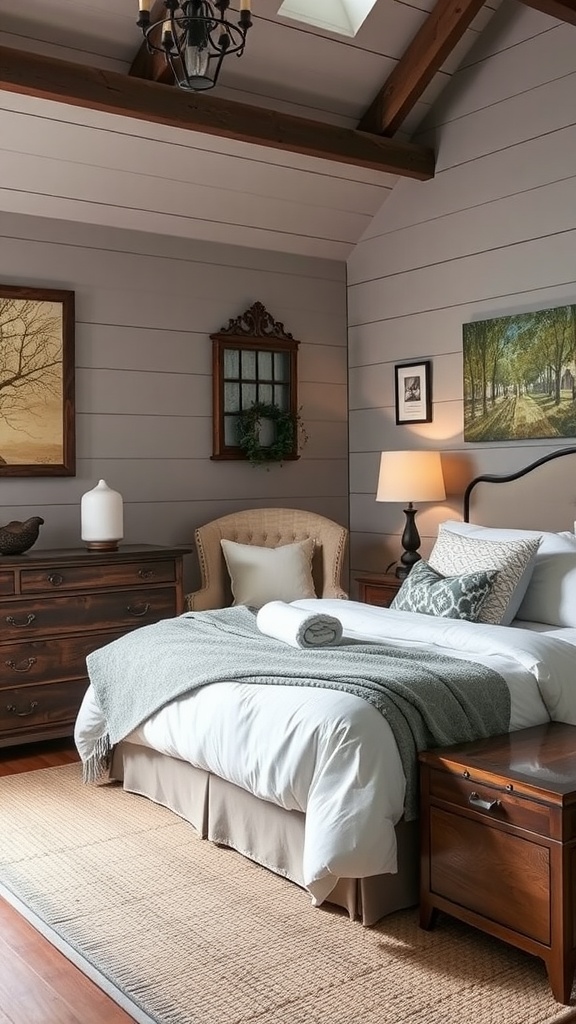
[186, 507, 348, 611]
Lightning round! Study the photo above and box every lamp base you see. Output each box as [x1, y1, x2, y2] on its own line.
[395, 553, 422, 580]
[84, 540, 120, 552]
[396, 503, 422, 579]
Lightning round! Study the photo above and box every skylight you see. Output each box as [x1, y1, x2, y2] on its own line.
[277, 0, 378, 38]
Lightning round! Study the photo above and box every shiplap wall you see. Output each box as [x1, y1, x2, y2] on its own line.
[347, 0, 576, 587]
[0, 213, 348, 592]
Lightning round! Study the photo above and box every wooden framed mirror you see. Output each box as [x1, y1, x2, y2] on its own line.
[211, 301, 300, 463]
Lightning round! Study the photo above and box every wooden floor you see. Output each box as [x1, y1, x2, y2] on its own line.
[0, 739, 136, 1024]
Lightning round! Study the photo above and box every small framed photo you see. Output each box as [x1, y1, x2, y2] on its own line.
[395, 360, 432, 425]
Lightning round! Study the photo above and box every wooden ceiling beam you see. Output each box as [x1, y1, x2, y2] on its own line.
[129, 0, 174, 84]
[517, 0, 576, 26]
[0, 45, 435, 179]
[358, 0, 486, 137]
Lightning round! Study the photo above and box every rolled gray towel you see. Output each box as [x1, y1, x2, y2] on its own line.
[256, 601, 343, 649]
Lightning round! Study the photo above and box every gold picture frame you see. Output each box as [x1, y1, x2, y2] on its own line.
[0, 285, 75, 476]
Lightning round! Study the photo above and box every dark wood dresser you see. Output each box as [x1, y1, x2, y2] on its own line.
[419, 723, 576, 1004]
[0, 545, 190, 748]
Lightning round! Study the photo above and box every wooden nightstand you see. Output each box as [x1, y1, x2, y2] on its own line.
[356, 573, 402, 608]
[419, 723, 576, 1004]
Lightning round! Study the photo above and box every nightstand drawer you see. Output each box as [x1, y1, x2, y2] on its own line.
[430, 805, 550, 944]
[430, 769, 553, 836]
[20, 560, 176, 593]
[356, 574, 401, 608]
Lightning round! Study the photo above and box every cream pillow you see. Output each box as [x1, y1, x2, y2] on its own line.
[220, 538, 316, 609]
[428, 525, 541, 625]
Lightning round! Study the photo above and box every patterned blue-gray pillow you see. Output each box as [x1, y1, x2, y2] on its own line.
[390, 559, 498, 621]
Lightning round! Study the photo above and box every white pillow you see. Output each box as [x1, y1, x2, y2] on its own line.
[517, 531, 576, 627]
[437, 521, 542, 624]
[220, 538, 316, 609]
[429, 524, 541, 625]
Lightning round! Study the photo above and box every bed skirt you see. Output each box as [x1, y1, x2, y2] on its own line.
[110, 740, 419, 927]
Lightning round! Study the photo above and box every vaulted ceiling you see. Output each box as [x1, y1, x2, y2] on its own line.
[0, 0, 572, 258]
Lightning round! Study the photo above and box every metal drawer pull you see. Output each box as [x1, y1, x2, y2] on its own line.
[468, 792, 500, 812]
[138, 569, 156, 579]
[6, 700, 39, 717]
[6, 613, 36, 628]
[127, 602, 151, 617]
[48, 573, 64, 587]
[6, 657, 37, 673]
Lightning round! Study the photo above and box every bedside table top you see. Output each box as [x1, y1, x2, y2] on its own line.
[355, 573, 401, 586]
[420, 722, 576, 797]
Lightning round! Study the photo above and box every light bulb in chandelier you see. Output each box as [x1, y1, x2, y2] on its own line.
[137, 0, 253, 92]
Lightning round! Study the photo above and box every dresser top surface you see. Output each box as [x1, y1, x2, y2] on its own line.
[0, 545, 192, 568]
[420, 723, 576, 797]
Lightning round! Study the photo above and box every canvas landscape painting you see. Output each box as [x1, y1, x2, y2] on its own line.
[0, 285, 75, 475]
[463, 305, 576, 442]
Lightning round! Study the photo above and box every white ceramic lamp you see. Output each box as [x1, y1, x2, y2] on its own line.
[376, 451, 445, 578]
[81, 480, 124, 552]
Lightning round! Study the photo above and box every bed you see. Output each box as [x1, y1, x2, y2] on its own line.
[74, 449, 576, 926]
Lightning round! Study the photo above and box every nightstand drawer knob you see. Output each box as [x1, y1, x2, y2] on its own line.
[468, 791, 500, 812]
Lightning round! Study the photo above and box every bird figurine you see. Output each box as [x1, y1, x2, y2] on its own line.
[0, 516, 44, 555]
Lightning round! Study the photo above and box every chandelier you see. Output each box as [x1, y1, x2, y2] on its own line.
[137, 1, 253, 92]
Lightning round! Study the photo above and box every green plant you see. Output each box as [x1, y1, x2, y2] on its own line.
[237, 402, 306, 467]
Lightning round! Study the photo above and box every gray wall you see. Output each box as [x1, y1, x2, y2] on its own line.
[347, 1, 576, 587]
[0, 214, 348, 592]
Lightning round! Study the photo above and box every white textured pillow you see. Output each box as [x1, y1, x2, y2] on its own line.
[517, 531, 576, 627]
[437, 521, 542, 623]
[429, 525, 541, 625]
[220, 538, 316, 609]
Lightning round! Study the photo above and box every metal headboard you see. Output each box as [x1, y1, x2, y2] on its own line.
[464, 446, 576, 526]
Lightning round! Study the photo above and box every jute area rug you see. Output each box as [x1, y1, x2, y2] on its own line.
[1, 765, 575, 1024]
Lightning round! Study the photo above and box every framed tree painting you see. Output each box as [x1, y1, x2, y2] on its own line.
[463, 304, 576, 442]
[0, 285, 75, 475]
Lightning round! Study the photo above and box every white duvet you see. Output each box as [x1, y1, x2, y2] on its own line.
[74, 600, 576, 905]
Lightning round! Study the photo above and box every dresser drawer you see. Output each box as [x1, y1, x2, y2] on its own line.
[1, 588, 177, 638]
[0, 631, 126, 688]
[20, 559, 176, 593]
[0, 679, 88, 735]
[0, 571, 15, 595]
[430, 768, 552, 836]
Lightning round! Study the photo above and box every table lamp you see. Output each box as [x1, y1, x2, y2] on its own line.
[376, 450, 446, 579]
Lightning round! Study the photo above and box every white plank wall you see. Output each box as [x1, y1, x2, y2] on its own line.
[0, 213, 348, 593]
[346, 0, 576, 590]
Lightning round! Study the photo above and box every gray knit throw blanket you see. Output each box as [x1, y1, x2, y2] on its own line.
[84, 606, 511, 820]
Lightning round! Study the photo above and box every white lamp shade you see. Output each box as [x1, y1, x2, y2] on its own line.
[376, 450, 446, 503]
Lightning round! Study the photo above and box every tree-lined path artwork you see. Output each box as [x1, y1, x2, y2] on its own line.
[463, 305, 576, 442]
